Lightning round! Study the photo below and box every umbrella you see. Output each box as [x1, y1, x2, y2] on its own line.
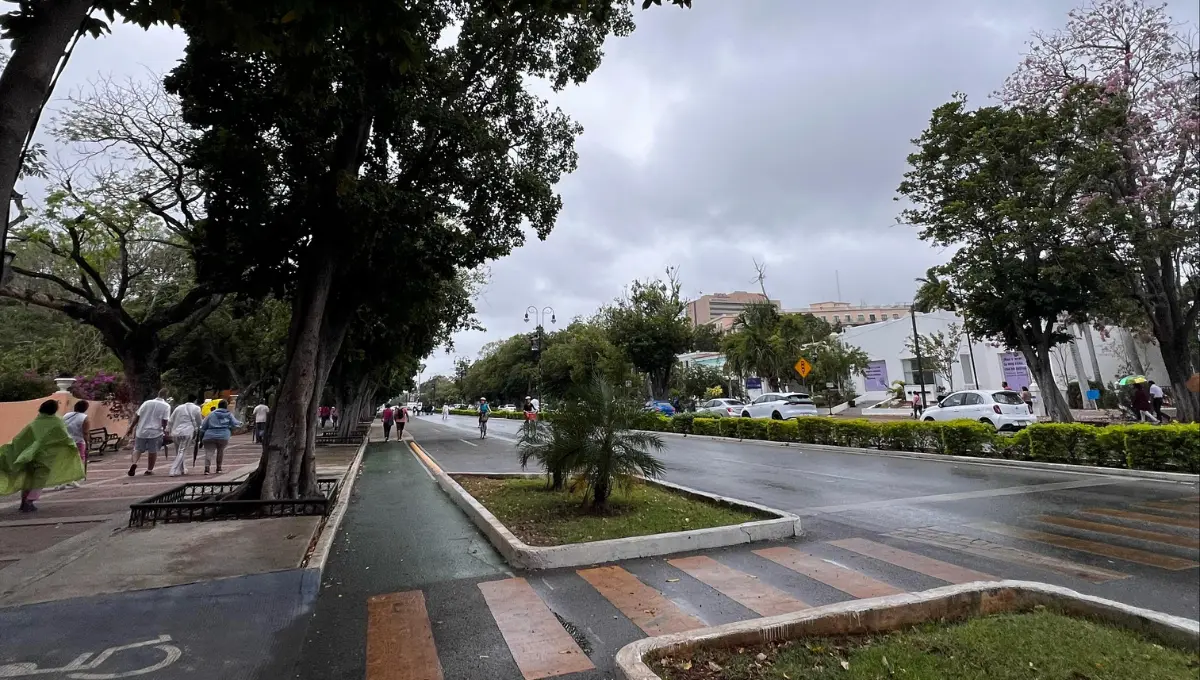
[1117, 375, 1147, 385]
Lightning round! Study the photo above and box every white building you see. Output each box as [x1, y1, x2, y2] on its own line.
[840, 312, 1167, 405]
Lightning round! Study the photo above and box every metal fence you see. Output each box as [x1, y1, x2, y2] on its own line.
[128, 478, 339, 527]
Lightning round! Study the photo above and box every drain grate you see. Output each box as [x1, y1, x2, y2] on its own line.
[554, 612, 593, 655]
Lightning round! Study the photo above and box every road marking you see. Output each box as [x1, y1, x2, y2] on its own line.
[408, 442, 445, 476]
[667, 555, 808, 617]
[0, 514, 115, 528]
[366, 591, 443, 680]
[459, 439, 479, 447]
[1135, 499, 1199, 516]
[793, 479, 1122, 516]
[1034, 515, 1200, 549]
[1082, 508, 1200, 530]
[828, 538, 995, 583]
[707, 457, 873, 482]
[753, 547, 903, 598]
[887, 527, 1128, 583]
[478, 578, 594, 679]
[577, 566, 704, 636]
[968, 522, 1199, 571]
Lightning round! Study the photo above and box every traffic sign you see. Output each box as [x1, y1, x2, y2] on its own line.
[794, 358, 812, 379]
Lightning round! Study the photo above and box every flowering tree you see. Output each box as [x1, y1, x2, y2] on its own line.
[1001, 0, 1199, 421]
[71, 370, 136, 419]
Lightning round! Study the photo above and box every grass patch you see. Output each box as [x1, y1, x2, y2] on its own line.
[454, 476, 769, 546]
[651, 610, 1198, 679]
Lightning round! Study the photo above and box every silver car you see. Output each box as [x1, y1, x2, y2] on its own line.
[741, 392, 819, 419]
[695, 398, 746, 418]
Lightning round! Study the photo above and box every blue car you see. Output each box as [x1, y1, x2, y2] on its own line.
[645, 400, 676, 416]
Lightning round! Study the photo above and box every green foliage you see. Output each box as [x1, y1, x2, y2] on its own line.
[1067, 380, 1119, 409]
[603, 270, 692, 399]
[767, 419, 798, 442]
[806, 337, 872, 396]
[669, 412, 694, 434]
[794, 416, 835, 445]
[1122, 424, 1199, 473]
[692, 417, 719, 436]
[689, 322, 723, 352]
[718, 417, 742, 439]
[0, 371, 55, 401]
[903, 324, 962, 391]
[740, 418, 770, 441]
[721, 303, 833, 391]
[829, 418, 878, 448]
[936, 420, 995, 456]
[673, 362, 726, 401]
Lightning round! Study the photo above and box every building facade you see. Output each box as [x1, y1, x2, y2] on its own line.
[687, 291, 780, 328]
[788, 301, 911, 327]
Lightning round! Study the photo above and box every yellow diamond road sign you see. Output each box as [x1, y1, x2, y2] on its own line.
[794, 358, 812, 378]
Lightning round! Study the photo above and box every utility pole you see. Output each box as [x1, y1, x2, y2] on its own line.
[963, 327, 979, 388]
[525, 305, 556, 407]
[910, 306, 927, 414]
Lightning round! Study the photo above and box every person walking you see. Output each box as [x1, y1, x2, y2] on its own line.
[199, 400, 241, 475]
[319, 405, 331, 429]
[395, 403, 409, 441]
[381, 404, 395, 441]
[1, 400, 85, 512]
[1148, 381, 1168, 422]
[252, 401, 270, 443]
[1020, 386, 1033, 414]
[60, 400, 90, 488]
[168, 395, 203, 477]
[1131, 383, 1157, 423]
[127, 388, 171, 476]
[441, 403, 450, 421]
[331, 406, 339, 429]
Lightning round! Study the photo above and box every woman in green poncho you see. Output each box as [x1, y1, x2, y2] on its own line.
[0, 400, 85, 512]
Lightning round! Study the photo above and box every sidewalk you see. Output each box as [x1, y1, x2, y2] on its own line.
[0, 434, 361, 607]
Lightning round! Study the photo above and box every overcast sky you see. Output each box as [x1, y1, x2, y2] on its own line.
[26, 0, 1196, 379]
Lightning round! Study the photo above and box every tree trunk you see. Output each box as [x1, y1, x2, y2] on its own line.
[1120, 328, 1146, 375]
[0, 0, 94, 239]
[1068, 329, 1094, 409]
[1019, 343, 1071, 422]
[1159, 335, 1198, 423]
[1080, 323, 1103, 386]
[118, 348, 163, 405]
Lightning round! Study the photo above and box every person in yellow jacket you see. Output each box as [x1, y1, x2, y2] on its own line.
[0, 400, 85, 512]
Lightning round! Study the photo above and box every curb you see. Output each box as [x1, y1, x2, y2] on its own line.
[642, 429, 1200, 484]
[614, 579, 1200, 680]
[408, 442, 801, 570]
[302, 433, 370, 573]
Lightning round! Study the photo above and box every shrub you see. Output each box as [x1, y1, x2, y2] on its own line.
[795, 417, 835, 445]
[768, 419, 798, 442]
[0, 370, 56, 402]
[937, 420, 996, 457]
[1025, 423, 1099, 464]
[829, 419, 877, 448]
[719, 417, 743, 438]
[692, 418, 720, 436]
[1124, 424, 1200, 473]
[878, 420, 933, 452]
[670, 413, 696, 434]
[741, 418, 770, 441]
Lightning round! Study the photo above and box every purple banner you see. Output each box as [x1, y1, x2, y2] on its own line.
[863, 360, 889, 391]
[1000, 352, 1030, 391]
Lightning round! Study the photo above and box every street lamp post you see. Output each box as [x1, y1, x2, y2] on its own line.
[910, 305, 927, 416]
[525, 306, 556, 406]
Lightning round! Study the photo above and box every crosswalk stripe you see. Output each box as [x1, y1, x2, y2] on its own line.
[1082, 508, 1200, 530]
[366, 591, 444, 680]
[887, 527, 1128, 583]
[828, 538, 995, 583]
[1137, 500, 1199, 516]
[753, 547, 903, 598]
[477, 578, 594, 680]
[968, 522, 1200, 571]
[667, 555, 809, 617]
[1035, 515, 1200, 550]
[577, 566, 704, 636]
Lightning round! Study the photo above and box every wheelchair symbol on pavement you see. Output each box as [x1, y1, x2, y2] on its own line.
[0, 634, 181, 678]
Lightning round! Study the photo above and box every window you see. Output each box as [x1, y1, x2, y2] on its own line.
[857, 314, 865, 322]
[820, 315, 827, 320]
[940, 393, 965, 408]
[902, 358, 937, 387]
[869, 314, 877, 322]
[962, 393, 985, 406]
[992, 392, 1024, 405]
[892, 314, 900, 319]
[844, 315, 852, 322]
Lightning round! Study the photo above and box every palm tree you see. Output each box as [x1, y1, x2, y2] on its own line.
[517, 374, 665, 510]
[722, 302, 783, 390]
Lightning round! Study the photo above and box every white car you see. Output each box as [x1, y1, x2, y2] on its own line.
[695, 398, 746, 417]
[922, 389, 1033, 431]
[741, 392, 819, 419]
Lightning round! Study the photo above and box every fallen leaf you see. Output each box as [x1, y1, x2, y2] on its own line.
[707, 660, 723, 672]
[841, 660, 850, 670]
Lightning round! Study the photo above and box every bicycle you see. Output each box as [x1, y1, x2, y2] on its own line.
[479, 415, 488, 439]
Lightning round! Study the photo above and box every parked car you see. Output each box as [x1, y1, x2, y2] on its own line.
[502, 404, 516, 411]
[645, 400, 676, 416]
[696, 398, 746, 418]
[740, 392, 819, 419]
[921, 389, 1033, 431]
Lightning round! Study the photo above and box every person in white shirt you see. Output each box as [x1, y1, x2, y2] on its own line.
[252, 402, 270, 442]
[1148, 381, 1167, 422]
[168, 394, 204, 476]
[127, 388, 171, 476]
[441, 403, 450, 420]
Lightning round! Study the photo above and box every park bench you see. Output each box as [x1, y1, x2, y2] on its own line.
[86, 427, 123, 457]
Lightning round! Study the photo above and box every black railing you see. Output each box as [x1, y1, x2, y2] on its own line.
[129, 478, 339, 527]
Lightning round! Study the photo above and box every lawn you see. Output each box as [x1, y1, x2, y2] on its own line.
[651, 610, 1199, 680]
[454, 476, 769, 546]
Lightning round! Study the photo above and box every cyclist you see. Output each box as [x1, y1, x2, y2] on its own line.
[477, 397, 491, 438]
[522, 396, 538, 436]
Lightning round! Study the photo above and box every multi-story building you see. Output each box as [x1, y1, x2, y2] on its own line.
[788, 301, 911, 327]
[686, 291, 780, 328]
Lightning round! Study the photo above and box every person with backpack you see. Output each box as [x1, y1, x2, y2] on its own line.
[381, 404, 395, 441]
[395, 403, 409, 440]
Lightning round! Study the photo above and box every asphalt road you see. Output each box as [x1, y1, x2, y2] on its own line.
[415, 414, 1200, 618]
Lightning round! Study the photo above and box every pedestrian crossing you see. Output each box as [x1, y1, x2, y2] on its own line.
[362, 494, 1198, 680]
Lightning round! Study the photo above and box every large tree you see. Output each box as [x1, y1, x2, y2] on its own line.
[604, 271, 693, 399]
[1001, 0, 1199, 422]
[722, 302, 832, 391]
[899, 88, 1127, 422]
[165, 1, 652, 500]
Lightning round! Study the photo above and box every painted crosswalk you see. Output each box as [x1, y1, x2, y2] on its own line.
[361, 493, 1199, 679]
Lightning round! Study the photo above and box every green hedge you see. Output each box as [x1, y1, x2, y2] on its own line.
[630, 413, 1199, 474]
